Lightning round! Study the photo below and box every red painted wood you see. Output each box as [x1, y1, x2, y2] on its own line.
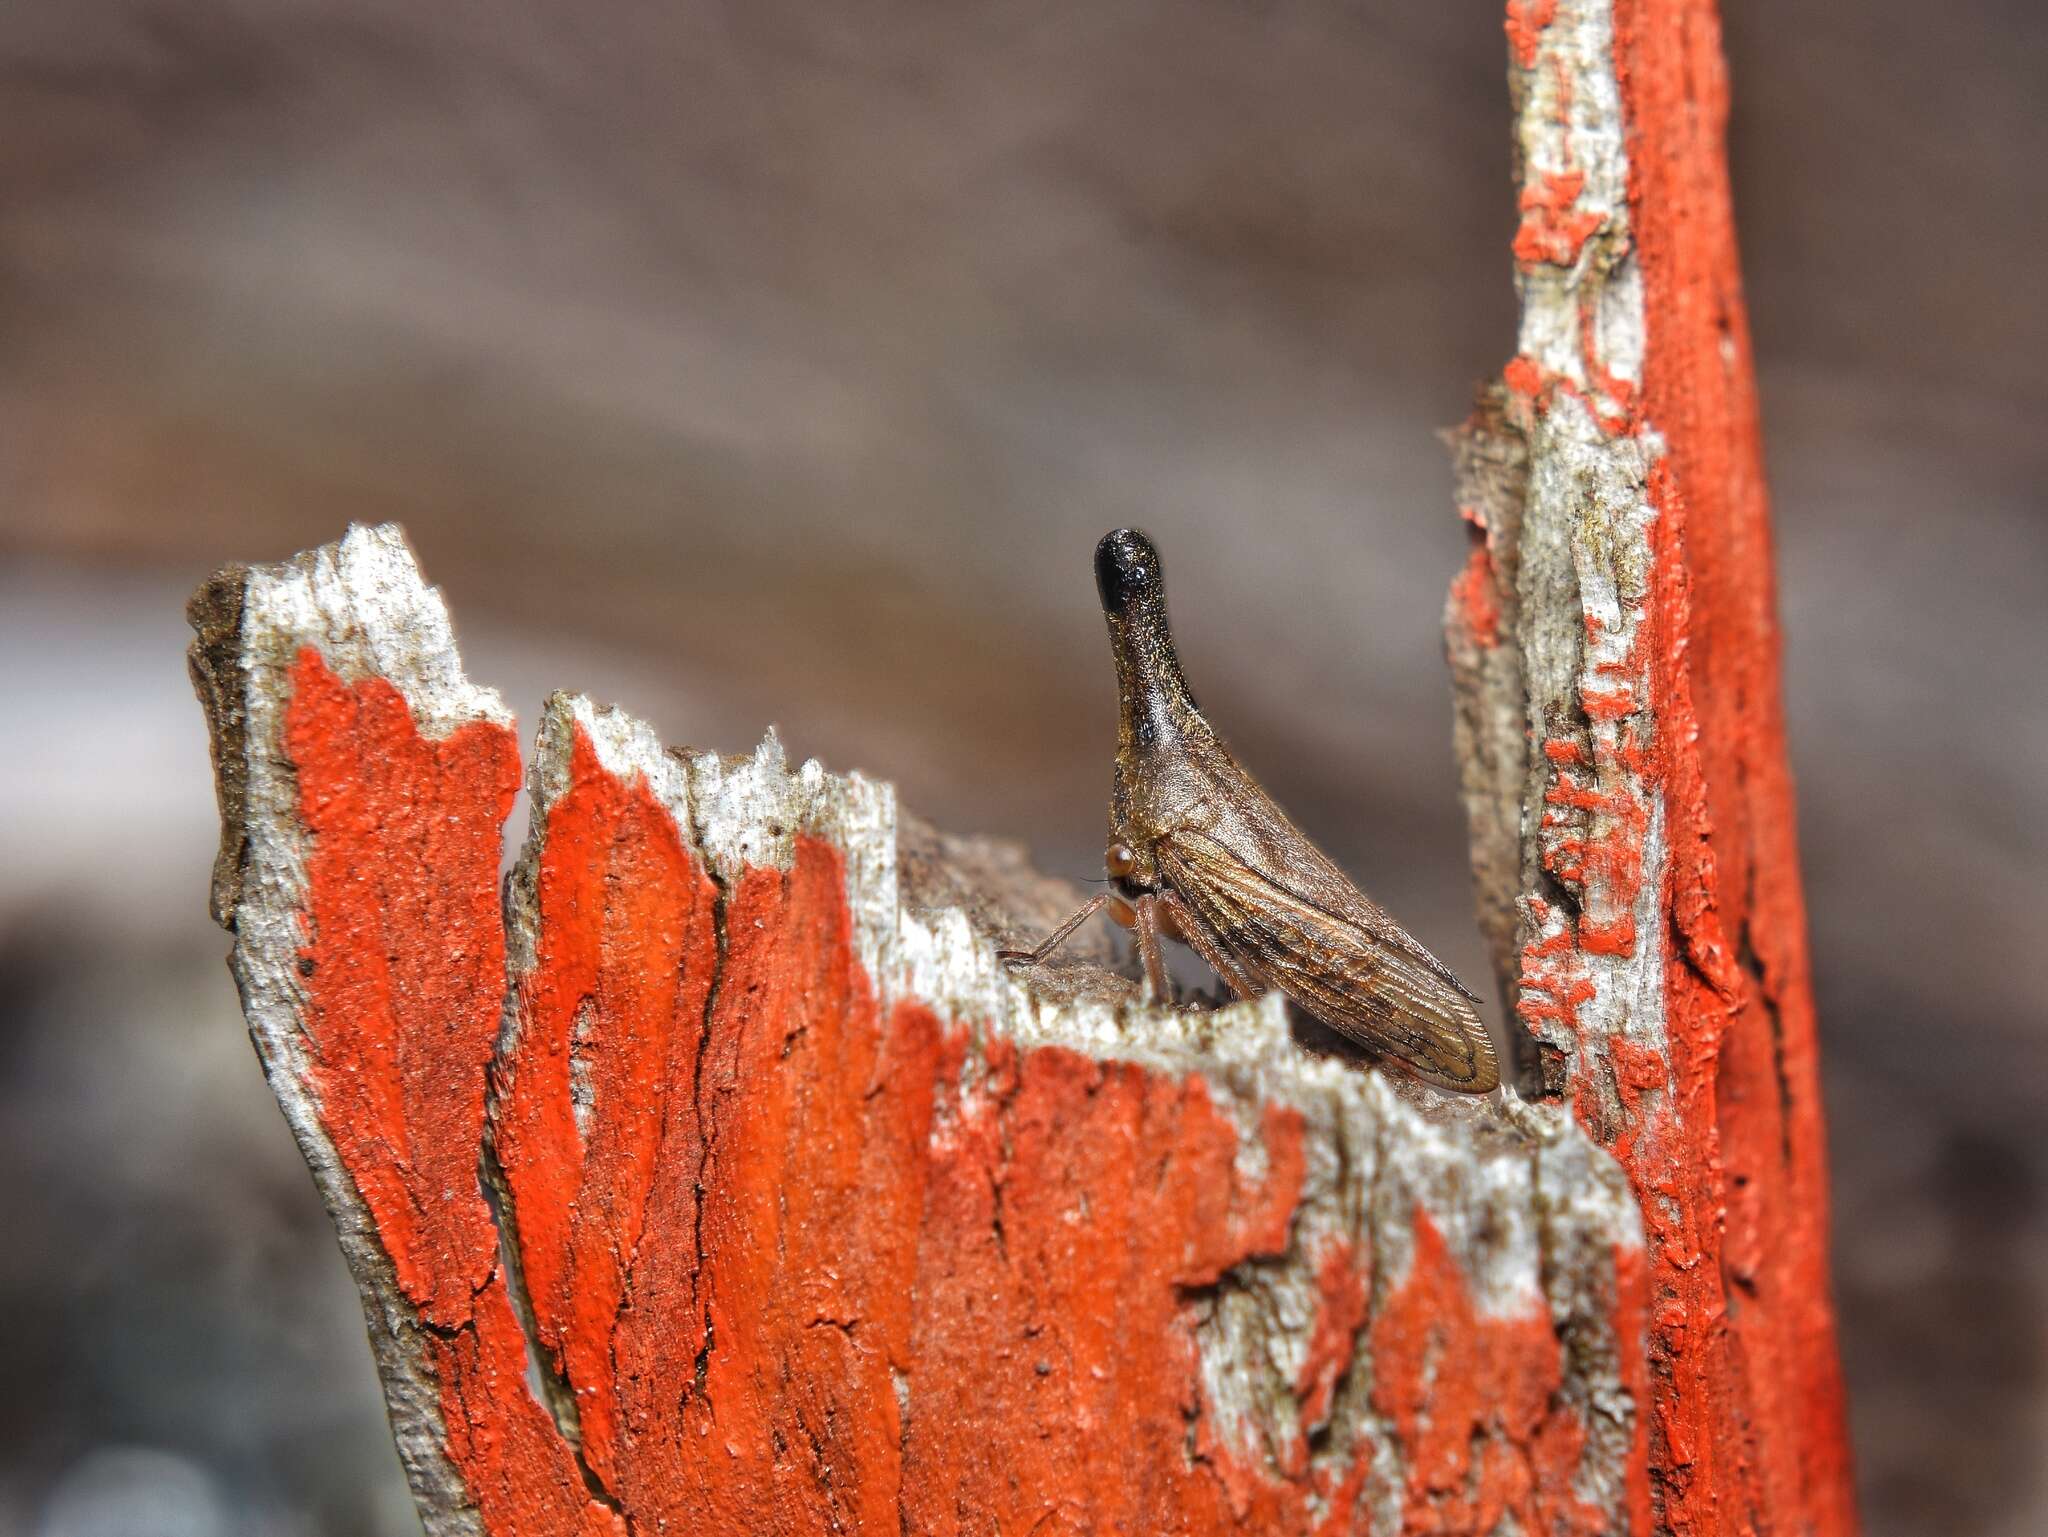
[277, 662, 1651, 1531]
[1369, 1213, 1644, 1537]
[264, 12, 1857, 1526]
[283, 648, 621, 1536]
[1513, 1, 1858, 1531]
[489, 725, 721, 1496]
[1627, 2, 1857, 1526]
[1450, 506, 1505, 650]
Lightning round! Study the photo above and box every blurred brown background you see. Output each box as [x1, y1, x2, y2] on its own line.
[2, 3, 2042, 1533]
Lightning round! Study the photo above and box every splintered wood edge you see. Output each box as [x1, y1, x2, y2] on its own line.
[196, 523, 1649, 1526]
[1445, 0, 1669, 1107]
[1448, 6, 1857, 1531]
[193, 525, 506, 1535]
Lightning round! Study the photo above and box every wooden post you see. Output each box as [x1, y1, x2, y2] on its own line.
[188, 2, 1858, 1530]
[1446, 0, 1858, 1532]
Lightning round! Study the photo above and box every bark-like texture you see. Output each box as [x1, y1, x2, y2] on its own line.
[1446, 2, 1857, 1532]
[194, 525, 1652, 1533]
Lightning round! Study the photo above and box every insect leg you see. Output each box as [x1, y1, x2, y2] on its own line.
[997, 893, 1110, 966]
[1157, 890, 1260, 1002]
[1133, 893, 1174, 1004]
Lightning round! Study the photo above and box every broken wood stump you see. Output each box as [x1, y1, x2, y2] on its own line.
[191, 525, 1648, 1533]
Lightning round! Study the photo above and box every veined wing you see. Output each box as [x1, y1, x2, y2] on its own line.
[1156, 830, 1498, 1093]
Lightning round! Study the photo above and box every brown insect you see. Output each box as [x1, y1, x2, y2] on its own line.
[999, 528, 1499, 1094]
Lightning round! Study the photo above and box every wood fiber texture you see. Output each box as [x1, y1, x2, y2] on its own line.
[1445, 1, 1857, 1532]
[188, 9, 1856, 1529]
[194, 526, 1651, 1534]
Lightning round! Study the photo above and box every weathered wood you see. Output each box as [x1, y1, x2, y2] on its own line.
[194, 525, 1651, 1533]
[1446, 1, 1857, 1532]
[189, 1, 1858, 1527]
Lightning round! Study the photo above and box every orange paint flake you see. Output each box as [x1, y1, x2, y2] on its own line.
[1503, 353, 1547, 399]
[1499, 353, 1634, 437]
[1505, 0, 1561, 69]
[1514, 171, 1605, 268]
[1580, 916, 1638, 956]
[1579, 293, 1640, 420]
[1582, 683, 1639, 719]
[1371, 1210, 1614, 1536]
[1519, 931, 1598, 1037]
[1451, 541, 1503, 648]
[1290, 1242, 1371, 1469]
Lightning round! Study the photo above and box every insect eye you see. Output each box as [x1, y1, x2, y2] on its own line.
[1105, 842, 1137, 878]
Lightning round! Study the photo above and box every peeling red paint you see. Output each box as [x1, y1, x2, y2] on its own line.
[1484, 0, 1858, 1531]
[1614, 2, 1856, 1530]
[1579, 294, 1641, 415]
[1518, 907, 1603, 1121]
[1581, 683, 1639, 719]
[1451, 504, 1502, 649]
[1515, 170, 1604, 267]
[1370, 1210, 1613, 1536]
[903, 1037, 1314, 1532]
[1502, 350, 1635, 437]
[500, 762, 948, 1529]
[283, 649, 621, 1535]
[489, 724, 720, 1492]
[277, 672, 1649, 1532]
[428, 1281, 625, 1537]
[1450, 543, 1503, 649]
[1505, 0, 1561, 69]
[1295, 1243, 1370, 1449]
[1502, 353, 1546, 399]
[1612, 1241, 1657, 1532]
[1579, 916, 1638, 957]
[285, 648, 514, 1326]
